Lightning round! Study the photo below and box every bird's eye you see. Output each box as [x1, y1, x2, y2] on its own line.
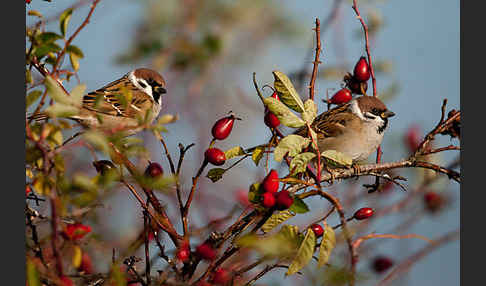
[371, 108, 380, 115]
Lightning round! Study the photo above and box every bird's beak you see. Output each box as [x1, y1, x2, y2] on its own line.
[154, 86, 167, 95]
[381, 110, 395, 119]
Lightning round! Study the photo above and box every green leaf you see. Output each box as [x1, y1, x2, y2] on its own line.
[60, 8, 73, 37]
[44, 76, 70, 105]
[289, 197, 310, 214]
[206, 168, 225, 183]
[26, 259, 41, 286]
[70, 53, 80, 71]
[73, 174, 98, 193]
[261, 210, 295, 233]
[252, 146, 264, 166]
[321, 150, 353, 167]
[26, 90, 42, 109]
[224, 146, 245, 160]
[36, 32, 63, 44]
[273, 70, 305, 113]
[263, 97, 305, 128]
[33, 42, 61, 58]
[83, 130, 110, 154]
[289, 152, 316, 175]
[157, 114, 178, 125]
[70, 84, 86, 107]
[66, 45, 85, 58]
[140, 175, 176, 192]
[318, 224, 336, 267]
[287, 228, 316, 275]
[44, 103, 79, 118]
[274, 135, 311, 162]
[248, 182, 263, 204]
[302, 99, 318, 124]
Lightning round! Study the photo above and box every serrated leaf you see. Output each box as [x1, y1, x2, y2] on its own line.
[273, 70, 305, 113]
[224, 146, 245, 160]
[26, 258, 41, 286]
[287, 229, 316, 275]
[252, 146, 264, 166]
[318, 224, 336, 267]
[263, 97, 305, 128]
[206, 168, 225, 183]
[289, 197, 310, 214]
[34, 42, 61, 58]
[60, 8, 73, 37]
[321, 150, 353, 167]
[26, 90, 42, 109]
[274, 135, 311, 162]
[261, 210, 295, 233]
[66, 45, 84, 58]
[83, 130, 109, 154]
[36, 32, 62, 44]
[72, 245, 82, 268]
[302, 99, 317, 124]
[70, 53, 80, 71]
[45, 103, 79, 118]
[289, 152, 316, 175]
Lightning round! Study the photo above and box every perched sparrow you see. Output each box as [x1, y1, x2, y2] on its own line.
[295, 96, 395, 162]
[30, 68, 167, 135]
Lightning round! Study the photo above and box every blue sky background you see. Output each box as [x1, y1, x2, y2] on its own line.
[27, 0, 459, 285]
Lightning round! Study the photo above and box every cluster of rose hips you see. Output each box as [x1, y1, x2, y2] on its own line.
[260, 169, 294, 210]
[328, 56, 371, 105]
[204, 113, 239, 166]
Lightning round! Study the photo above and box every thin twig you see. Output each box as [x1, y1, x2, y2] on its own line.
[309, 18, 321, 101]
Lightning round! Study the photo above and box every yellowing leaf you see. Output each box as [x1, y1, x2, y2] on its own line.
[302, 99, 317, 124]
[263, 97, 305, 128]
[318, 223, 336, 267]
[72, 245, 82, 268]
[44, 76, 70, 105]
[26, 90, 42, 109]
[206, 168, 225, 183]
[70, 53, 80, 71]
[224, 146, 245, 159]
[33, 175, 52, 196]
[248, 182, 263, 204]
[83, 131, 109, 154]
[287, 228, 316, 275]
[321, 150, 353, 167]
[70, 84, 86, 107]
[26, 258, 41, 286]
[60, 8, 73, 37]
[273, 70, 305, 113]
[274, 135, 311, 162]
[45, 103, 79, 118]
[157, 114, 178, 125]
[66, 45, 84, 58]
[252, 146, 264, 166]
[289, 152, 316, 175]
[28, 10, 43, 18]
[261, 210, 295, 233]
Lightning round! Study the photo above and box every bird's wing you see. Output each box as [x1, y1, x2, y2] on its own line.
[294, 103, 354, 138]
[81, 76, 152, 118]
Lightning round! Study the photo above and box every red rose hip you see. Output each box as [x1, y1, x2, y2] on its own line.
[329, 88, 352, 104]
[264, 111, 280, 128]
[196, 243, 216, 261]
[275, 190, 293, 210]
[353, 207, 374, 220]
[310, 224, 324, 237]
[424, 191, 444, 213]
[372, 256, 393, 273]
[262, 169, 279, 193]
[205, 148, 226, 166]
[353, 56, 371, 82]
[212, 114, 237, 140]
[145, 162, 164, 177]
[261, 192, 276, 208]
[212, 268, 230, 285]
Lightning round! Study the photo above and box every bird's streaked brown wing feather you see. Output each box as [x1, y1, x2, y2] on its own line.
[82, 76, 152, 118]
[294, 103, 353, 137]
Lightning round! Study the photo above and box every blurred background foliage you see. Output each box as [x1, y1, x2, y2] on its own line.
[26, 0, 459, 285]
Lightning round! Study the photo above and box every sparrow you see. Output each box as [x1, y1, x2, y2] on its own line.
[30, 68, 167, 136]
[295, 96, 395, 162]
